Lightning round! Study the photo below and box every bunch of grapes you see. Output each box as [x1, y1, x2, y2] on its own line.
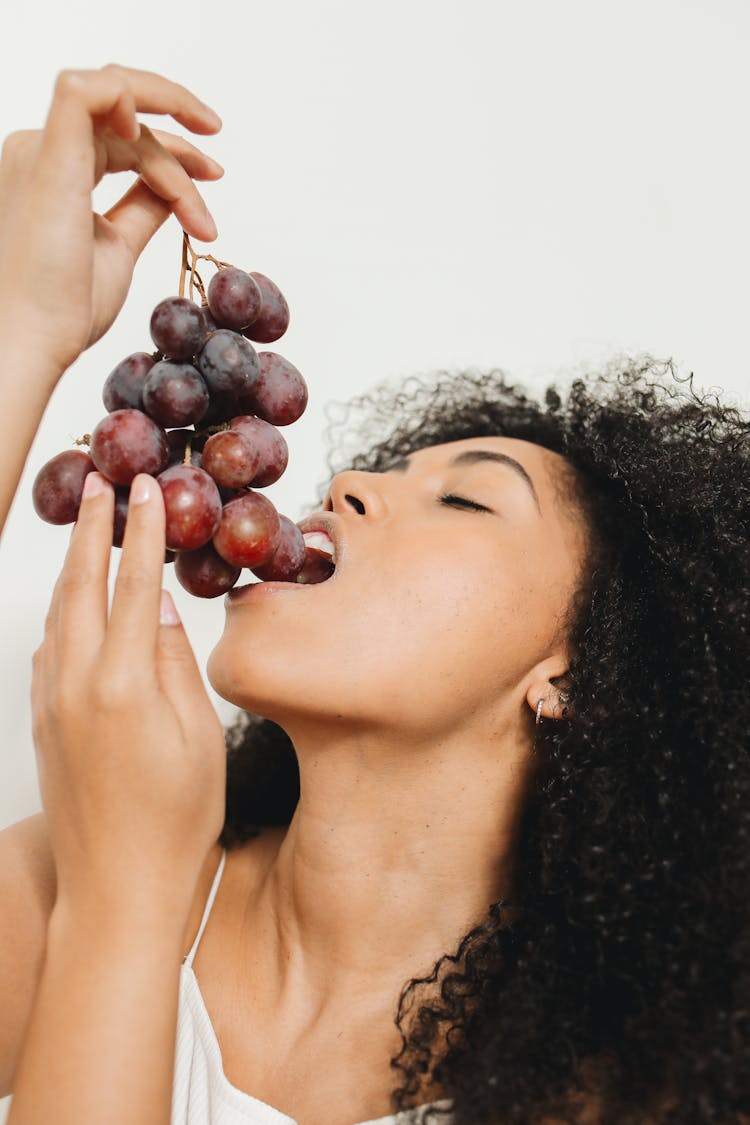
[32, 236, 329, 597]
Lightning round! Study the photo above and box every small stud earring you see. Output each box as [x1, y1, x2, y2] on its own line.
[535, 699, 544, 725]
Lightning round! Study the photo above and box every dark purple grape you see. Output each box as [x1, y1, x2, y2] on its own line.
[243, 273, 290, 343]
[198, 305, 218, 337]
[166, 429, 204, 468]
[200, 389, 240, 426]
[150, 297, 207, 359]
[201, 430, 260, 489]
[175, 543, 241, 598]
[213, 491, 281, 568]
[102, 352, 155, 413]
[90, 410, 169, 486]
[32, 449, 96, 524]
[251, 515, 306, 582]
[246, 352, 308, 426]
[229, 415, 289, 487]
[207, 268, 262, 331]
[157, 465, 223, 551]
[112, 488, 130, 547]
[142, 361, 209, 427]
[197, 330, 259, 398]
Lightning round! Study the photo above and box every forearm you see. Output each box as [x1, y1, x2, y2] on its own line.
[8, 895, 188, 1125]
[0, 331, 63, 539]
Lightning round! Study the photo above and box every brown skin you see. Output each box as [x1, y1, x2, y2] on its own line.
[206, 436, 589, 1074]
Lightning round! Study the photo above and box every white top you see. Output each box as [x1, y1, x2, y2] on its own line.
[171, 848, 454, 1125]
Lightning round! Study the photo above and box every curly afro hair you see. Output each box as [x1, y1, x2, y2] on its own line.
[219, 354, 750, 1124]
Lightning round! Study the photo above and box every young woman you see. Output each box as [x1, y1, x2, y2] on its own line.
[0, 65, 748, 1125]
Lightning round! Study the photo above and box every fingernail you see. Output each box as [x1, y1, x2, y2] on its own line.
[207, 156, 224, 175]
[82, 472, 107, 499]
[130, 475, 152, 505]
[159, 589, 181, 626]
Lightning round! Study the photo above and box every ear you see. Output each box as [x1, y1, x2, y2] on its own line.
[526, 670, 575, 724]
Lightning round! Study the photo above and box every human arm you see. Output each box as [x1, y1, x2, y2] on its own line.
[0, 63, 223, 538]
[8, 471, 226, 1123]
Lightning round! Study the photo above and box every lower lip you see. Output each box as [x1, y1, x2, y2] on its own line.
[225, 579, 320, 605]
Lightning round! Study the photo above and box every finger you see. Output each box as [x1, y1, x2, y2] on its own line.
[0, 131, 42, 219]
[131, 124, 218, 241]
[99, 82, 140, 143]
[105, 474, 166, 666]
[38, 65, 221, 196]
[91, 125, 221, 242]
[54, 473, 114, 670]
[101, 178, 172, 265]
[95, 128, 223, 191]
[147, 129, 224, 180]
[85, 123, 215, 241]
[156, 591, 212, 721]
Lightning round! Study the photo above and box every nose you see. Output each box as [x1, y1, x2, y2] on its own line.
[324, 470, 390, 519]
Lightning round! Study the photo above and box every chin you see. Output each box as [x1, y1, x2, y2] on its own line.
[206, 634, 309, 721]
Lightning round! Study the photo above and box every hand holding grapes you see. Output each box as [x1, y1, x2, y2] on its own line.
[31, 470, 226, 918]
[0, 64, 223, 379]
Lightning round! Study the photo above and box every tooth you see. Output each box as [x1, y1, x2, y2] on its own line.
[302, 531, 336, 562]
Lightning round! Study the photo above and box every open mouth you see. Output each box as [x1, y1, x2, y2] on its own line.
[296, 531, 336, 585]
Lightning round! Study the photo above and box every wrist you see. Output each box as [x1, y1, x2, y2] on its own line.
[51, 880, 194, 950]
[1, 333, 66, 392]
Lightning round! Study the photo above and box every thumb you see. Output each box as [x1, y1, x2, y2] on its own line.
[103, 177, 170, 264]
[156, 589, 210, 715]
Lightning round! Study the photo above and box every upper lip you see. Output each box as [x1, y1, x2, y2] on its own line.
[295, 513, 344, 569]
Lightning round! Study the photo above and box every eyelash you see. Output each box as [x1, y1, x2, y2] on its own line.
[438, 493, 491, 513]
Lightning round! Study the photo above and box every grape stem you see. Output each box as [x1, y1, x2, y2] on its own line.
[74, 434, 91, 448]
[179, 231, 235, 306]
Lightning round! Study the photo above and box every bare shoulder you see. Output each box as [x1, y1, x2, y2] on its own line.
[0, 810, 57, 908]
[0, 811, 57, 1094]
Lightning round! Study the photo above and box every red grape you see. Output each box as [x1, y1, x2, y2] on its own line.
[296, 547, 336, 585]
[247, 352, 308, 426]
[174, 543, 242, 598]
[157, 464, 223, 551]
[198, 330, 260, 398]
[150, 297, 207, 359]
[251, 515, 306, 582]
[90, 409, 169, 486]
[32, 449, 96, 524]
[243, 273, 290, 343]
[201, 430, 260, 489]
[229, 415, 289, 487]
[213, 490, 281, 568]
[103, 352, 155, 413]
[207, 268, 262, 331]
[142, 360, 209, 427]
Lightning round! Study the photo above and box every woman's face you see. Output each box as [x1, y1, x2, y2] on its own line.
[207, 436, 589, 741]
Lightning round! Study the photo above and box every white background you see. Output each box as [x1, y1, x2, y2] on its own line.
[1, 1, 749, 1113]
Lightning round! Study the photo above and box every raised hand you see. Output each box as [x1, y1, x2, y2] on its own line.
[31, 471, 226, 918]
[0, 63, 223, 378]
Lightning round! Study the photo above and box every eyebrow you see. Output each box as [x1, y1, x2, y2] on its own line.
[387, 450, 542, 515]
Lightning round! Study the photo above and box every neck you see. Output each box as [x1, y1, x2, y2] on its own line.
[241, 717, 531, 1021]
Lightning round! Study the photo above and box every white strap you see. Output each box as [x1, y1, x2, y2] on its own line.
[184, 848, 227, 967]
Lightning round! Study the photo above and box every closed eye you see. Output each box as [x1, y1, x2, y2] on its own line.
[439, 493, 492, 513]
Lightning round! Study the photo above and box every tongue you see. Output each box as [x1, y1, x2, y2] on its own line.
[296, 547, 335, 585]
